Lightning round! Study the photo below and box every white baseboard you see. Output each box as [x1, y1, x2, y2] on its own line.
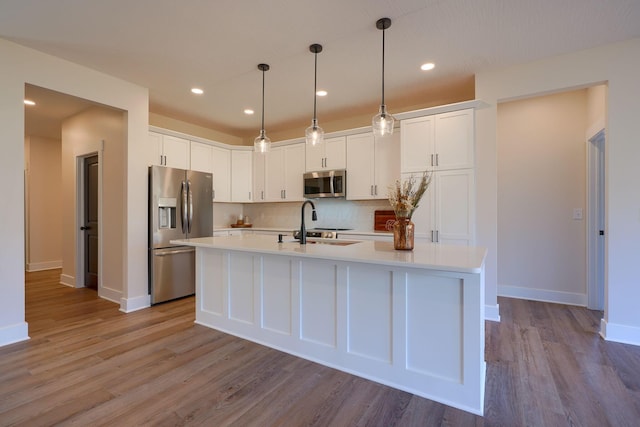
[485, 303, 501, 322]
[0, 322, 29, 347]
[600, 319, 640, 347]
[498, 284, 587, 307]
[59, 273, 75, 288]
[99, 285, 122, 305]
[119, 294, 151, 313]
[26, 260, 62, 272]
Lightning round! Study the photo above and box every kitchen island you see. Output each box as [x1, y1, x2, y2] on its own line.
[172, 235, 487, 415]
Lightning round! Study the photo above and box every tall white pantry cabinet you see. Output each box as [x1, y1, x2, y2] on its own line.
[401, 109, 475, 245]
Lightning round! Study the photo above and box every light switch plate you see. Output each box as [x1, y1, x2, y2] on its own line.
[573, 208, 583, 220]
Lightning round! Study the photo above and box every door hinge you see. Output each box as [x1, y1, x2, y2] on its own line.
[599, 230, 605, 236]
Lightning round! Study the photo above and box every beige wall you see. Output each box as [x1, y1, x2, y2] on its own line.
[24, 135, 62, 271]
[497, 90, 587, 303]
[61, 107, 126, 301]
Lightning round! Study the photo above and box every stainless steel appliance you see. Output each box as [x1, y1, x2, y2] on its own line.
[148, 165, 212, 304]
[303, 170, 346, 198]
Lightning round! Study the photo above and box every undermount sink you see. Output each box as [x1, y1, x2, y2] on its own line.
[285, 238, 361, 246]
[306, 239, 360, 246]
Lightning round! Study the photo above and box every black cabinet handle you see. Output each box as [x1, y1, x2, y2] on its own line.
[80, 226, 91, 231]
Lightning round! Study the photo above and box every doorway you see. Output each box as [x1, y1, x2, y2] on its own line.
[82, 154, 99, 289]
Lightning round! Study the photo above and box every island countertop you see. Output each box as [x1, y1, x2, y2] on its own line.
[171, 234, 487, 274]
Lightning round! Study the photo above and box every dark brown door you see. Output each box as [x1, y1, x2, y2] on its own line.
[82, 155, 99, 289]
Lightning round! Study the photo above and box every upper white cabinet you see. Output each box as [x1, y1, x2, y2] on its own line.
[346, 132, 400, 200]
[401, 109, 474, 173]
[253, 152, 266, 202]
[189, 141, 214, 173]
[305, 136, 346, 172]
[212, 146, 231, 202]
[231, 150, 253, 202]
[148, 132, 190, 169]
[405, 169, 475, 245]
[265, 144, 305, 202]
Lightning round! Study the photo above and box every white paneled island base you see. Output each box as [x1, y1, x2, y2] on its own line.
[173, 235, 487, 415]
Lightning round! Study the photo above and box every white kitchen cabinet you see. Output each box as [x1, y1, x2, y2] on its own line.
[305, 136, 346, 172]
[148, 131, 190, 169]
[190, 142, 231, 202]
[231, 150, 253, 202]
[212, 146, 231, 202]
[189, 141, 214, 173]
[265, 144, 305, 202]
[253, 151, 266, 202]
[401, 109, 474, 173]
[406, 169, 475, 245]
[346, 132, 400, 200]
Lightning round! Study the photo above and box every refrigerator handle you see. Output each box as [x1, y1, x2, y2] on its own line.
[181, 180, 188, 234]
[187, 180, 193, 234]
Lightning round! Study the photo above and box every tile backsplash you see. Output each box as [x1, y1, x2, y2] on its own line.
[214, 199, 392, 231]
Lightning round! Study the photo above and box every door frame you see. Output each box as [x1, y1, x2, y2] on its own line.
[76, 145, 103, 292]
[587, 127, 605, 310]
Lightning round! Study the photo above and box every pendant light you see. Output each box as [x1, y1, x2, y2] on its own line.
[372, 17, 395, 138]
[305, 43, 324, 147]
[254, 63, 271, 153]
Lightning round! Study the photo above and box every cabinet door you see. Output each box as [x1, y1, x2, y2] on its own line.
[231, 150, 253, 202]
[434, 169, 474, 245]
[346, 133, 375, 200]
[162, 135, 190, 169]
[434, 109, 474, 170]
[148, 132, 164, 166]
[374, 132, 400, 199]
[265, 148, 285, 201]
[305, 139, 324, 172]
[324, 136, 346, 170]
[212, 146, 231, 202]
[283, 144, 305, 201]
[401, 116, 434, 173]
[190, 141, 214, 173]
[252, 151, 266, 202]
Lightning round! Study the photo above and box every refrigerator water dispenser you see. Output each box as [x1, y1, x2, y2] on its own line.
[158, 197, 177, 229]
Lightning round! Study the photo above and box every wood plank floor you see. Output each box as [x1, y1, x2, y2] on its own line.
[1, 269, 639, 426]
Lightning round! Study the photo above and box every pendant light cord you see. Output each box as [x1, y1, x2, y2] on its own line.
[261, 68, 265, 132]
[381, 27, 386, 106]
[313, 50, 318, 122]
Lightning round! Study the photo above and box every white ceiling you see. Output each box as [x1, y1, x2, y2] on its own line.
[4, 0, 640, 139]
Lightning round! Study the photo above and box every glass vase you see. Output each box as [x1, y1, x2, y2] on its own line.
[393, 217, 415, 250]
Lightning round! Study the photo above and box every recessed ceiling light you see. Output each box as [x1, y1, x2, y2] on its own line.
[244, 109, 254, 115]
[420, 63, 435, 71]
[191, 88, 204, 95]
[24, 99, 36, 106]
[316, 90, 327, 97]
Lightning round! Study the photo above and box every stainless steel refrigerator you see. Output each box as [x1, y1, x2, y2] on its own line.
[148, 165, 212, 304]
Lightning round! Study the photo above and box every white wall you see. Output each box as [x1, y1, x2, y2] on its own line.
[61, 107, 126, 303]
[0, 38, 149, 346]
[497, 90, 587, 305]
[24, 135, 62, 271]
[476, 38, 640, 345]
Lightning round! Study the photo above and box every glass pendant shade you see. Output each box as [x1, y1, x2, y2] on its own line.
[254, 63, 271, 154]
[372, 104, 395, 137]
[254, 130, 271, 154]
[305, 118, 324, 147]
[306, 44, 324, 147]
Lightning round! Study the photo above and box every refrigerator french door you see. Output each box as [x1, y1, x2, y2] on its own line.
[149, 166, 212, 304]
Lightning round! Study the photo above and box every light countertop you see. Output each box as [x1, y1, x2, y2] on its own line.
[172, 234, 486, 274]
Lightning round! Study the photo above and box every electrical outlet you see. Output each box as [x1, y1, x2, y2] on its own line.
[573, 208, 583, 220]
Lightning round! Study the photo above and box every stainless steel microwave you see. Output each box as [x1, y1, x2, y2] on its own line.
[303, 170, 346, 198]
